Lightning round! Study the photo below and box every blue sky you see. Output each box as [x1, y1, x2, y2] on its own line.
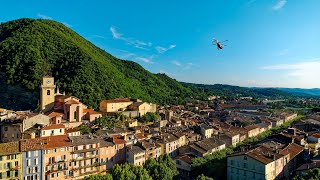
[1, 0, 320, 88]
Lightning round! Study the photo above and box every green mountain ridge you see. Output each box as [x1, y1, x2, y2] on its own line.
[0, 18, 201, 110]
[0, 18, 301, 111]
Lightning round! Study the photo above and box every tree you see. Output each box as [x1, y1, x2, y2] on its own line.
[95, 116, 117, 129]
[140, 112, 160, 123]
[293, 168, 320, 180]
[144, 154, 178, 180]
[78, 125, 91, 134]
[110, 163, 152, 180]
[196, 174, 214, 180]
[84, 174, 113, 180]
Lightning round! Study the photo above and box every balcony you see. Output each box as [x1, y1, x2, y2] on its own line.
[71, 162, 100, 170]
[72, 154, 98, 161]
[10, 165, 20, 170]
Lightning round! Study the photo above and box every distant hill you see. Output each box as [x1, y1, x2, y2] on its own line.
[184, 83, 297, 99]
[277, 88, 320, 97]
[0, 18, 304, 111]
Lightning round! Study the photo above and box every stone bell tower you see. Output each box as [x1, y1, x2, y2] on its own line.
[40, 76, 56, 112]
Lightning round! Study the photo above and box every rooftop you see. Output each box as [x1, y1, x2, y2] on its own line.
[0, 141, 20, 155]
[41, 124, 65, 130]
[127, 145, 145, 154]
[69, 135, 100, 146]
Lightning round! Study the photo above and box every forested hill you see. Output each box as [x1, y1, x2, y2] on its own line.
[0, 18, 299, 111]
[0, 18, 203, 110]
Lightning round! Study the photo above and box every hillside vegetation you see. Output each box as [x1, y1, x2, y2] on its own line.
[0, 18, 299, 110]
[0, 18, 202, 110]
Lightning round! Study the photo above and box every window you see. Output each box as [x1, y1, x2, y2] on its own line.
[231, 160, 234, 165]
[27, 160, 31, 166]
[51, 130, 54, 135]
[26, 151, 31, 158]
[243, 163, 247, 168]
[34, 158, 38, 165]
[34, 151, 38, 157]
[60, 129, 62, 133]
[244, 171, 247, 176]
[47, 90, 50, 95]
[244, 156, 247, 160]
[4, 127, 8, 131]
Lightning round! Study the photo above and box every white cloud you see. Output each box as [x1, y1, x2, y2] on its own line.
[110, 26, 123, 39]
[155, 44, 176, 53]
[261, 59, 320, 87]
[171, 60, 181, 66]
[272, 0, 287, 11]
[275, 49, 289, 56]
[135, 56, 154, 64]
[171, 61, 196, 70]
[110, 26, 152, 50]
[37, 13, 53, 20]
[62, 22, 72, 28]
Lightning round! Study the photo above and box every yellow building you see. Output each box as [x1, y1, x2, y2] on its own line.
[99, 99, 133, 113]
[99, 99, 156, 117]
[40, 76, 56, 113]
[244, 125, 261, 138]
[0, 141, 22, 179]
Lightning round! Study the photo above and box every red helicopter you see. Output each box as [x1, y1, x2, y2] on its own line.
[212, 38, 228, 50]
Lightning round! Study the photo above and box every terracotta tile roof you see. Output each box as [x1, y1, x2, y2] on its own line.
[65, 100, 80, 105]
[41, 124, 65, 130]
[174, 154, 196, 164]
[279, 143, 304, 160]
[42, 135, 71, 149]
[20, 138, 45, 151]
[101, 98, 132, 103]
[65, 128, 80, 133]
[244, 125, 260, 131]
[246, 146, 283, 165]
[46, 111, 64, 118]
[55, 95, 71, 101]
[312, 133, 320, 138]
[112, 135, 127, 144]
[83, 109, 102, 115]
[0, 142, 20, 155]
[0, 108, 6, 112]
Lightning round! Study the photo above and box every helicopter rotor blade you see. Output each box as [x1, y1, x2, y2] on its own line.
[221, 40, 228, 43]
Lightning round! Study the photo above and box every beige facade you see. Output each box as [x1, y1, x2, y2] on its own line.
[126, 146, 145, 166]
[99, 99, 133, 113]
[0, 113, 50, 143]
[40, 77, 56, 113]
[0, 142, 22, 180]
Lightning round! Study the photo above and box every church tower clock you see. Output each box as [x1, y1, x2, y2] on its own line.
[40, 76, 56, 112]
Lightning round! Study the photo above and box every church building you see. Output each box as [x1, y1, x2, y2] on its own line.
[40, 76, 102, 127]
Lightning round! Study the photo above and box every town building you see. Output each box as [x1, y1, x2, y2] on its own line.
[155, 133, 179, 158]
[126, 145, 146, 166]
[0, 142, 22, 179]
[42, 135, 72, 180]
[0, 113, 49, 143]
[40, 76, 102, 127]
[21, 138, 44, 180]
[69, 135, 100, 179]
